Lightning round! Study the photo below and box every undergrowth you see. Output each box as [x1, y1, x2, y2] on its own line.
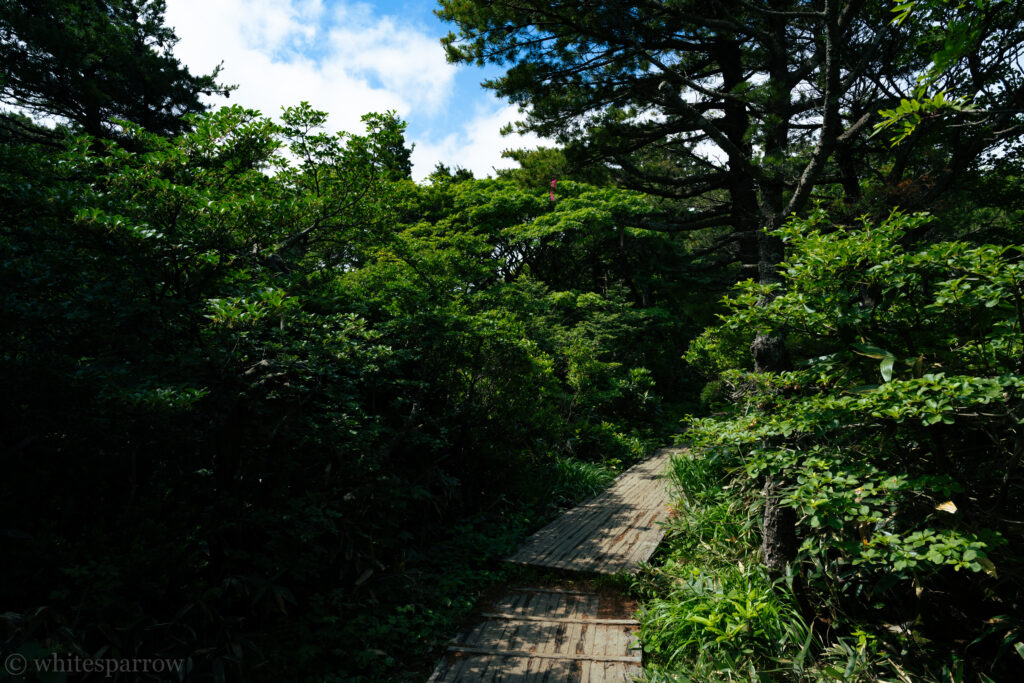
[549, 456, 618, 505]
[338, 450, 641, 681]
[633, 450, 814, 681]
[632, 450, 1023, 682]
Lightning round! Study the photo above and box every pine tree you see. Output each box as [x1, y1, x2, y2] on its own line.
[0, 0, 228, 139]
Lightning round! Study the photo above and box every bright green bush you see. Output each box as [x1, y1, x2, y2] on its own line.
[679, 209, 1024, 678]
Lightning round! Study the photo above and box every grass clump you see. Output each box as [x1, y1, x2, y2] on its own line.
[548, 456, 617, 505]
[634, 450, 817, 682]
[634, 448, 1024, 681]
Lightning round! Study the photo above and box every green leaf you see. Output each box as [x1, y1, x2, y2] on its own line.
[851, 342, 891, 359]
[880, 356, 895, 382]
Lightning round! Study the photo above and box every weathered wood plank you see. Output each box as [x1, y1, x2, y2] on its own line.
[429, 447, 682, 680]
[515, 505, 641, 567]
[511, 587, 595, 596]
[444, 647, 641, 664]
[507, 447, 678, 575]
[428, 586, 643, 681]
[479, 613, 638, 626]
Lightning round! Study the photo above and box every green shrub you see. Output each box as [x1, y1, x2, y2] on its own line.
[676, 209, 1024, 679]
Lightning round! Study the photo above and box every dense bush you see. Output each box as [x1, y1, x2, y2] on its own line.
[0, 105, 686, 680]
[654, 210, 1024, 679]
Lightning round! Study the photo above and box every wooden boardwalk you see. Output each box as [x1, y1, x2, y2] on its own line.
[428, 587, 642, 683]
[506, 447, 679, 574]
[427, 447, 679, 682]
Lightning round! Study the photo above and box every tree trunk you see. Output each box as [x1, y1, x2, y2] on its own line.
[752, 1, 801, 574]
[751, 312, 795, 574]
[762, 477, 798, 574]
[714, 33, 760, 277]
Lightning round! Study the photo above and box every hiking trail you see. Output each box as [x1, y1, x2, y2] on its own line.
[428, 447, 680, 682]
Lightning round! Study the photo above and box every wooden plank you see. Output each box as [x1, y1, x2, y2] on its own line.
[510, 506, 615, 563]
[560, 617, 583, 659]
[445, 646, 641, 664]
[577, 621, 596, 663]
[511, 587, 595, 596]
[586, 520, 647, 572]
[518, 504, 668, 574]
[492, 590, 544, 617]
[429, 585, 643, 682]
[591, 661, 640, 683]
[424, 656, 447, 682]
[541, 507, 628, 565]
[507, 447, 677, 574]
[426, 652, 466, 683]
[594, 508, 668, 574]
[597, 473, 665, 506]
[428, 447, 683, 679]
[533, 508, 617, 566]
[587, 623, 609, 658]
[479, 613, 638, 626]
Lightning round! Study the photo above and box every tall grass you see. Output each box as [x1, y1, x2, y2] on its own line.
[633, 449, 1007, 681]
[634, 449, 818, 681]
[548, 456, 617, 505]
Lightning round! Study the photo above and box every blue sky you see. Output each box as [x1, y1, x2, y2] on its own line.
[164, 0, 544, 180]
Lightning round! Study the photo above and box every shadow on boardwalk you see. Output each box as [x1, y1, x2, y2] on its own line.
[428, 447, 682, 682]
[507, 447, 680, 575]
[428, 587, 642, 683]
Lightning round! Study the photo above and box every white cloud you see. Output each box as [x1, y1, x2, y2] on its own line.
[165, 1, 450, 131]
[164, 0, 544, 179]
[412, 101, 545, 180]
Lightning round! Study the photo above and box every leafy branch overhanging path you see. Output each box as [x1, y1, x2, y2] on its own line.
[429, 447, 680, 682]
